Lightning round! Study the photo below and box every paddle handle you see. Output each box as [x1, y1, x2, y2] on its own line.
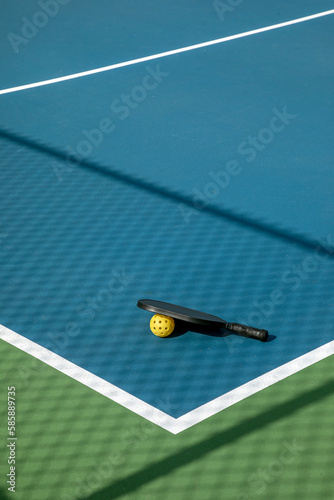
[225, 322, 268, 342]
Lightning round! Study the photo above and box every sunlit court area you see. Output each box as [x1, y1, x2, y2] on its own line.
[0, 1, 334, 499]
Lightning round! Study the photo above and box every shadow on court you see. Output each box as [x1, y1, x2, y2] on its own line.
[0, 487, 10, 500]
[0, 127, 333, 258]
[84, 379, 334, 500]
[167, 321, 277, 342]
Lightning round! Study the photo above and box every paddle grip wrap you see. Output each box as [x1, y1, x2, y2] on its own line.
[226, 323, 268, 342]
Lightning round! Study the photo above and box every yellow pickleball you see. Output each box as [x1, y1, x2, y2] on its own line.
[150, 314, 175, 337]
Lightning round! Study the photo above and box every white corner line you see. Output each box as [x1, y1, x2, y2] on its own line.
[1, 9, 334, 96]
[0, 324, 333, 434]
[173, 340, 334, 433]
[0, 324, 177, 433]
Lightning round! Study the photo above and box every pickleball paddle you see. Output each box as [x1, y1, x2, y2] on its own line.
[137, 299, 268, 342]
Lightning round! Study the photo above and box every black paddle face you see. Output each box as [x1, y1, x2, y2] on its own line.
[137, 299, 226, 327]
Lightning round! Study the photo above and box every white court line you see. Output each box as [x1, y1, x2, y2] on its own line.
[1, 9, 334, 96]
[1, 323, 333, 434]
[0, 325, 175, 431]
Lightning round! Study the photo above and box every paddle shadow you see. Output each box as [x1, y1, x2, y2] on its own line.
[169, 320, 276, 342]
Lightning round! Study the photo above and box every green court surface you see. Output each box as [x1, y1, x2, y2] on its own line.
[0, 339, 333, 500]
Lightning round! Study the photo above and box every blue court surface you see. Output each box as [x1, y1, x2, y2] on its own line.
[0, 0, 334, 421]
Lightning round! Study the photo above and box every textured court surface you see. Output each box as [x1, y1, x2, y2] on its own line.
[0, 133, 333, 419]
[0, 1, 334, 499]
